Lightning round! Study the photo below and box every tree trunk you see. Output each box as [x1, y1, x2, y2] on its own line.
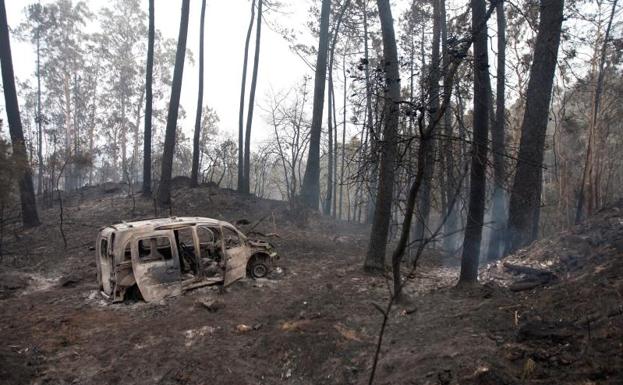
[324, 0, 349, 217]
[487, 0, 507, 261]
[142, 0, 155, 197]
[238, 0, 256, 193]
[440, 0, 459, 253]
[242, 0, 263, 195]
[88, 76, 97, 186]
[157, 0, 190, 207]
[332, 80, 339, 216]
[324, 68, 334, 215]
[72, 70, 80, 189]
[392, 134, 431, 299]
[388, 0, 484, 296]
[414, 0, 441, 249]
[506, 0, 564, 254]
[362, 6, 377, 224]
[36, 20, 43, 196]
[339, 54, 347, 221]
[575, 0, 617, 223]
[0, 0, 40, 228]
[458, 0, 489, 284]
[62, 72, 72, 190]
[364, 0, 400, 273]
[132, 89, 145, 185]
[120, 94, 128, 182]
[191, 0, 207, 188]
[300, 0, 331, 210]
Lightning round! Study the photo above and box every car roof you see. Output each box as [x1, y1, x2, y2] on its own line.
[99, 217, 232, 235]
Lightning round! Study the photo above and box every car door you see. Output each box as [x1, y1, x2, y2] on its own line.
[130, 230, 182, 302]
[221, 225, 249, 286]
[96, 233, 113, 296]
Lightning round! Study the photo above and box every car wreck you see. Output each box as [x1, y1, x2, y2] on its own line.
[95, 217, 278, 302]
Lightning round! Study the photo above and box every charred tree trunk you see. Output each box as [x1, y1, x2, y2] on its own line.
[0, 0, 40, 228]
[363, 3, 377, 224]
[333, 93, 339, 218]
[414, 0, 441, 249]
[364, 0, 400, 273]
[339, 54, 348, 221]
[191, 0, 207, 188]
[300, 0, 331, 210]
[243, 0, 263, 195]
[157, 0, 190, 207]
[487, 0, 507, 261]
[458, 0, 489, 284]
[440, 0, 459, 253]
[392, 134, 431, 299]
[506, 0, 564, 254]
[387, 0, 492, 299]
[142, 0, 155, 197]
[238, 0, 256, 193]
[325, 71, 334, 215]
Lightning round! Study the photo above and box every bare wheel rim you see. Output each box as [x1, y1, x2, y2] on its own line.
[252, 263, 268, 278]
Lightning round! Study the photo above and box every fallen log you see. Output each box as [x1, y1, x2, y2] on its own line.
[503, 262, 555, 277]
[504, 262, 558, 291]
[509, 279, 548, 292]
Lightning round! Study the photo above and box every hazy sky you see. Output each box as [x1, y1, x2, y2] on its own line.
[5, 0, 314, 146]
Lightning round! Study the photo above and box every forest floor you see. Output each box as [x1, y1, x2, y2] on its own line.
[0, 182, 621, 385]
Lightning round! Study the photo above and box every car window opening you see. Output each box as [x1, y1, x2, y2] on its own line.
[174, 227, 200, 275]
[222, 226, 243, 249]
[100, 239, 108, 258]
[138, 237, 173, 262]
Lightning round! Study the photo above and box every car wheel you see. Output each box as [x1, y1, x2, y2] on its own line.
[248, 258, 269, 279]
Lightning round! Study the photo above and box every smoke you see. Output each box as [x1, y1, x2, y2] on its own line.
[481, 187, 508, 261]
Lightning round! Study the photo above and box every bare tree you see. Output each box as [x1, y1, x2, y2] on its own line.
[156, 0, 190, 207]
[362, 1, 377, 224]
[575, 0, 618, 222]
[506, 0, 564, 254]
[364, 0, 400, 273]
[191, 0, 207, 187]
[338, 51, 348, 220]
[0, 0, 40, 228]
[413, 0, 441, 249]
[242, 0, 263, 194]
[265, 81, 311, 205]
[25, 4, 46, 196]
[458, 0, 490, 284]
[238, 0, 256, 193]
[323, 0, 350, 216]
[300, 0, 331, 210]
[142, 0, 155, 196]
[440, 0, 460, 253]
[487, 0, 507, 261]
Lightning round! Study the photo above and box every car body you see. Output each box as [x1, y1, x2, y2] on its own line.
[95, 216, 278, 302]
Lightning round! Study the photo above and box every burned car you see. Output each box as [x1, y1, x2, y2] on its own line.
[95, 217, 278, 302]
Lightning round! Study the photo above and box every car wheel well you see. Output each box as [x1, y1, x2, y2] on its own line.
[247, 253, 271, 279]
